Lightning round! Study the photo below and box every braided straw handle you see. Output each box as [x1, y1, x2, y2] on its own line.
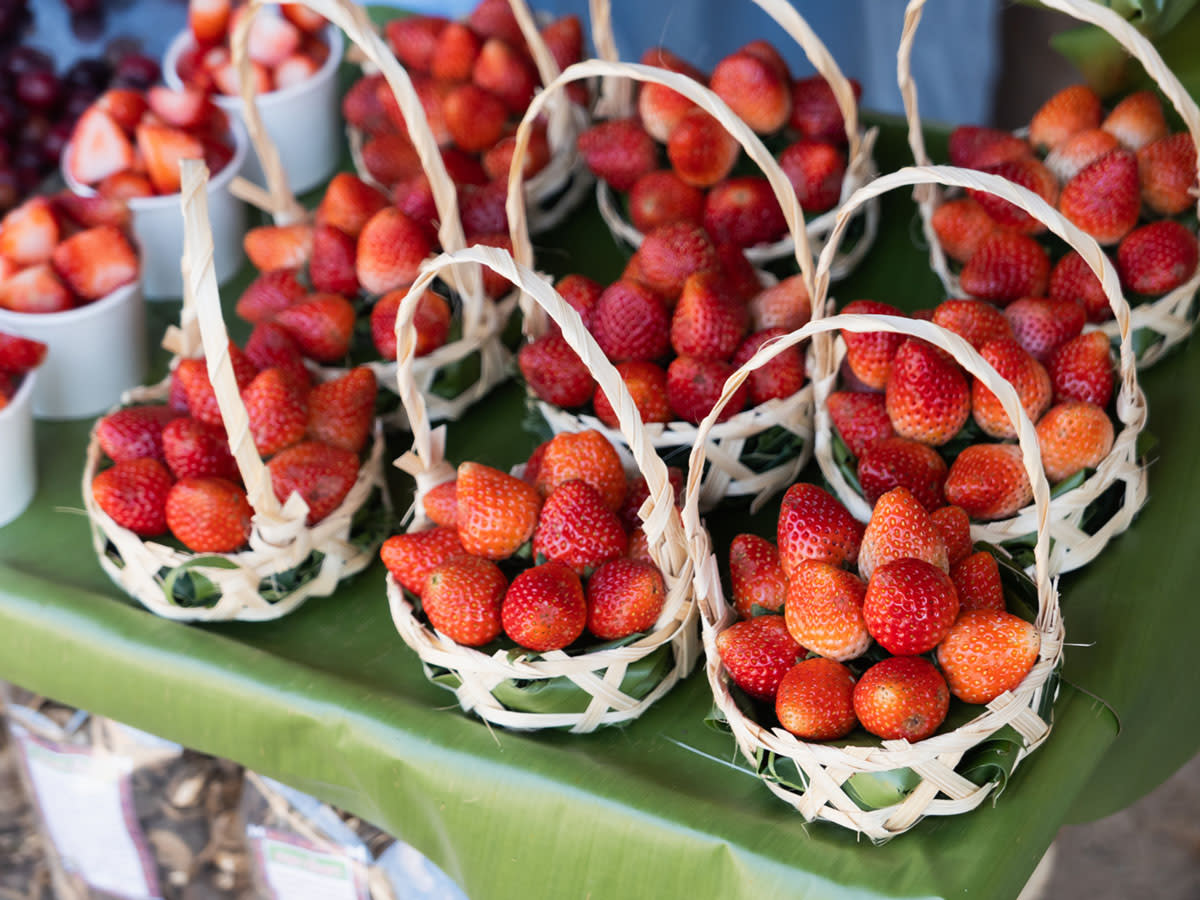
[507, 58, 816, 339]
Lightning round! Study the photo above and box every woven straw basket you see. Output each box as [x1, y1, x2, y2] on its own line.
[342, 0, 592, 236]
[683, 311, 1065, 840]
[508, 57, 823, 513]
[811, 166, 1147, 576]
[228, 0, 518, 427]
[586, 0, 879, 279]
[385, 244, 700, 733]
[82, 160, 386, 622]
[899, 0, 1200, 369]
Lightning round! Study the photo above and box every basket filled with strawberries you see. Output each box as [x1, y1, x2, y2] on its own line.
[899, 0, 1200, 368]
[580, 0, 878, 278]
[82, 160, 387, 622]
[507, 57, 823, 512]
[684, 312, 1064, 840]
[381, 244, 699, 733]
[811, 166, 1147, 576]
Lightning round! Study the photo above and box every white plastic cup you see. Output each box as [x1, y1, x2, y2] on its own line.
[164, 24, 344, 195]
[0, 281, 145, 420]
[61, 120, 249, 300]
[0, 369, 38, 526]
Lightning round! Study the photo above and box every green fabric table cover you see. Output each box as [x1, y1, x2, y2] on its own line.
[1, 120, 1197, 900]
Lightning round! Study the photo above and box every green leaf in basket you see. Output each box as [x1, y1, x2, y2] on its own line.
[843, 768, 923, 810]
[160, 556, 240, 608]
[519, 390, 557, 443]
[1131, 326, 1165, 360]
[828, 426, 864, 497]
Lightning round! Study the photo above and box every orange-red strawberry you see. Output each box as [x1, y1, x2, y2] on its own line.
[1045, 127, 1120, 182]
[951, 550, 1005, 614]
[1048, 250, 1111, 323]
[307, 224, 358, 296]
[94, 88, 147, 133]
[384, 15, 447, 73]
[577, 118, 658, 192]
[541, 15, 583, 73]
[533, 480, 628, 574]
[422, 555, 507, 647]
[778, 138, 846, 214]
[748, 274, 810, 332]
[472, 37, 537, 113]
[959, 232, 1050, 304]
[242, 367, 308, 456]
[590, 279, 671, 363]
[666, 355, 746, 424]
[96, 405, 178, 464]
[1137, 132, 1197, 216]
[306, 367, 375, 454]
[1048, 331, 1113, 407]
[702, 176, 787, 248]
[1028, 84, 1101, 150]
[423, 480, 457, 528]
[519, 333, 597, 408]
[1036, 400, 1114, 483]
[146, 86, 210, 130]
[356, 207, 432, 296]
[948, 125, 1029, 169]
[267, 440, 358, 525]
[1005, 297, 1085, 362]
[839, 299, 908, 389]
[165, 477, 252, 553]
[245, 321, 311, 390]
[380, 526, 464, 595]
[1102, 90, 1167, 151]
[236, 269, 307, 325]
[931, 505, 973, 567]
[136, 123, 205, 195]
[638, 47, 705, 143]
[456, 461, 541, 560]
[629, 170, 704, 233]
[281, 5, 326, 36]
[668, 108, 739, 189]
[66, 108, 134, 186]
[0, 334, 47, 375]
[885, 339, 971, 446]
[243, 223, 313, 272]
[189, 0, 231, 46]
[429, 21, 481, 83]
[858, 486, 949, 581]
[161, 417, 237, 482]
[593, 360, 671, 428]
[710, 50, 791, 135]
[636, 222, 721, 302]
[441, 83, 508, 152]
[828, 390, 894, 459]
[51, 192, 130, 231]
[931, 298, 1013, 350]
[775, 657, 858, 740]
[1117, 220, 1199, 295]
[730, 327, 806, 405]
[857, 437, 948, 514]
[316, 174, 389, 239]
[176, 345, 258, 427]
[51, 225, 139, 301]
[863, 557, 958, 655]
[1059, 149, 1140, 245]
[944, 443, 1033, 520]
[729, 533, 787, 617]
[0, 197, 58, 266]
[92, 458, 172, 536]
[937, 609, 1040, 704]
[971, 338, 1051, 440]
[930, 196, 998, 264]
[534, 430, 627, 512]
[586, 558, 666, 640]
[0, 265, 73, 313]
[784, 559, 869, 662]
[501, 561, 587, 652]
[482, 125, 551, 182]
[789, 74, 860, 145]
[670, 271, 748, 361]
[716, 614, 805, 701]
[973, 157, 1059, 234]
[372, 289, 451, 361]
[271, 293, 354, 365]
[853, 656, 950, 741]
[776, 482, 864, 576]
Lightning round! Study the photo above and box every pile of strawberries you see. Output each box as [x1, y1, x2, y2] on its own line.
[934, 85, 1199, 322]
[827, 298, 1115, 516]
[176, 0, 331, 97]
[718, 483, 1040, 742]
[65, 85, 238, 199]
[0, 332, 46, 409]
[90, 348, 377, 554]
[519, 221, 811, 426]
[0, 191, 139, 314]
[576, 41, 858, 250]
[381, 430, 675, 651]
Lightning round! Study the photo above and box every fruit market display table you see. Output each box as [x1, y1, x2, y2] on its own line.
[2, 121, 1199, 900]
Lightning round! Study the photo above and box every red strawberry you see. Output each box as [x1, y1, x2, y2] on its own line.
[96, 405, 178, 464]
[948, 125, 1029, 169]
[971, 338, 1052, 440]
[553, 274, 603, 332]
[246, 11, 300, 68]
[618, 467, 683, 533]
[1036, 400, 1114, 483]
[862, 558, 959, 655]
[828, 391, 894, 459]
[165, 477, 252, 553]
[51, 225, 139, 301]
[189, 0, 231, 46]
[306, 367, 375, 454]
[937, 610, 1040, 704]
[590, 280, 671, 363]
[0, 265, 73, 313]
[482, 125, 550, 181]
[456, 461, 542, 560]
[1048, 331, 1113, 407]
[951, 550, 1005, 614]
[356, 207, 432, 296]
[858, 486, 949, 581]
[274, 293, 355, 364]
[959, 232, 1050, 304]
[710, 50, 791, 134]
[430, 21, 481, 83]
[372, 288, 450, 360]
[1102, 90, 1167, 151]
[422, 555, 507, 647]
[666, 356, 746, 424]
[670, 271, 748, 361]
[384, 16, 448, 73]
[930, 197, 998, 264]
[441, 83, 508, 153]
[308, 224, 359, 296]
[0, 333, 47, 374]
[280, 4, 326, 35]
[66, 108, 134, 186]
[1045, 127, 1120, 182]
[0, 197, 59, 266]
[541, 15, 583, 72]
[466, 0, 525, 48]
[316, 173, 389, 239]
[518, 333, 595, 408]
[94, 88, 147, 133]
[577, 118, 657, 192]
[92, 458, 172, 536]
[775, 658, 858, 740]
[1058, 149, 1140, 245]
[534, 430, 627, 512]
[146, 86, 209, 130]
[716, 242, 764, 304]
[729, 533, 787, 617]
[776, 482, 864, 576]
[638, 47, 706, 143]
[522, 440, 550, 487]
[472, 37, 537, 113]
[136, 123, 204, 195]
[716, 614, 805, 701]
[242, 367, 308, 456]
[853, 656, 950, 741]
[668, 108, 739, 189]
[236, 269, 307, 325]
[778, 139, 846, 214]
[857, 437, 947, 514]
[176, 346, 258, 427]
[1028, 84, 1102, 150]
[243, 223, 313, 272]
[1048, 251, 1111, 323]
[51, 192, 130, 231]
[409, 77, 454, 146]
[702, 176, 787, 248]
[931, 298, 1013, 349]
[931, 505, 973, 567]
[1117, 220, 1199, 295]
[468, 232, 517, 299]
[973, 157, 1058, 234]
[839, 299, 907, 389]
[789, 75, 860, 145]
[593, 360, 671, 428]
[629, 170, 705, 233]
[943, 443, 1033, 520]
[784, 559, 869, 662]
[586, 558, 666, 640]
[730, 327, 806, 404]
[885, 339, 970, 446]
[423, 480, 457, 528]
[361, 133, 423, 189]
[501, 561, 588, 652]
[1137, 132, 1197, 216]
[636, 222, 720, 302]
[748, 274, 810, 332]
[267, 440, 358, 525]
[1005, 297, 1085, 362]
[96, 172, 155, 202]
[161, 417, 238, 482]
[380, 526, 464, 595]
[457, 179, 509, 239]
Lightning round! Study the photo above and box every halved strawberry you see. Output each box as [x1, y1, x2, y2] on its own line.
[0, 264, 74, 313]
[51, 226, 139, 301]
[189, 0, 231, 47]
[136, 123, 204, 195]
[0, 197, 59, 267]
[146, 86, 209, 129]
[66, 108, 135, 186]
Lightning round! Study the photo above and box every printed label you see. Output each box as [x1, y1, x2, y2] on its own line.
[249, 825, 370, 900]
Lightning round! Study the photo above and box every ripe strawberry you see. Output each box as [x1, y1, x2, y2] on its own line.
[274, 53, 321, 90]
[775, 658, 858, 740]
[931, 197, 998, 264]
[551, 274, 603, 333]
[235, 269, 306, 325]
[863, 557, 958, 655]
[937, 609, 1040, 704]
[189, 0, 231, 46]
[748, 274, 810, 332]
[429, 21, 481, 83]
[618, 466, 683, 533]
[541, 14, 583, 72]
[176, 346, 258, 427]
[0, 197, 58, 266]
[710, 50, 791, 134]
[1102, 90, 1167, 151]
[384, 15, 448, 73]
[1117, 220, 1199, 295]
[776, 482, 864, 576]
[853, 656, 950, 741]
[243, 319, 315, 398]
[1048, 250, 1111, 323]
[0, 333, 47, 374]
[1048, 331, 1113, 407]
[1028, 84, 1102, 150]
[638, 47, 706, 142]
[501, 561, 587, 652]
[533, 430, 627, 513]
[211, 58, 271, 97]
[456, 461, 542, 560]
[165, 477, 252, 553]
[1045, 127, 1120, 182]
[51, 225, 139, 301]
[931, 505, 973, 567]
[482, 125, 550, 182]
[466, 0, 525, 48]
[407, 76, 454, 146]
[576, 118, 657, 192]
[1036, 400, 1114, 483]
[629, 170, 704, 233]
[533, 479, 627, 575]
[626, 527, 653, 564]
[421, 480, 457, 529]
[702, 176, 787, 248]
[92, 458, 172, 536]
[857, 437, 947, 514]
[66, 108, 134, 186]
[135, 123, 205, 195]
[828, 390, 894, 459]
[94, 88, 147, 132]
[96, 172, 155, 202]
[784, 560, 869, 662]
[638, 223, 723, 304]
[789, 75, 860, 145]
[778, 139, 846, 214]
[457, 179, 509, 238]
[944, 443, 1033, 520]
[838, 299, 908, 389]
[971, 338, 1052, 440]
[469, 232, 517, 299]
[372, 289, 450, 360]
[304, 224, 357, 296]
[273, 293, 354, 364]
[668, 108, 739, 189]
[1005, 298, 1085, 362]
[472, 37, 537, 113]
[306, 367, 375, 454]
[0, 265, 73, 313]
[439, 83, 507, 153]
[858, 486, 949, 581]
[96, 405, 179, 464]
[729, 533, 787, 617]
[959, 232, 1050, 304]
[1137, 132, 1197, 216]
[586, 558, 666, 640]
[316, 173, 389, 239]
[670, 271, 747, 361]
[931, 298, 1013, 349]
[246, 10, 300, 68]
[360, 133, 423, 189]
[422, 555, 507, 647]
[146, 86, 209, 130]
[972, 157, 1059, 236]
[593, 361, 671, 428]
[242, 367, 307, 456]
[51, 192, 130, 231]
[243, 223, 313, 272]
[356, 207, 432, 296]
[951, 550, 1005, 614]
[267, 440, 358, 525]
[518, 333, 595, 408]
[380, 526, 464, 595]
[716, 614, 805, 701]
[589, 280, 671, 363]
[885, 339, 970, 446]
[730, 327, 806, 404]
[666, 355, 746, 424]
[161, 417, 238, 482]
[1058, 149, 1140, 245]
[947, 125, 1029, 169]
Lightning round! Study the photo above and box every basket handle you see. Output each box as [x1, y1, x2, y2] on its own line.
[392, 244, 688, 573]
[506, 58, 817, 338]
[504, 0, 573, 147]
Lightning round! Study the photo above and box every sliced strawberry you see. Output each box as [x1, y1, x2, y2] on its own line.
[67, 108, 135, 186]
[146, 86, 209, 129]
[51, 225, 139, 301]
[0, 264, 74, 313]
[136, 123, 204, 195]
[0, 197, 59, 267]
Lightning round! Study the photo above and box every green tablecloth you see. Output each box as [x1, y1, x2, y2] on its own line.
[2, 120, 1197, 900]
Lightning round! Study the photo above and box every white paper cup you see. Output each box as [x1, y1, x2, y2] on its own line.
[0, 281, 145, 420]
[0, 369, 38, 526]
[62, 120, 249, 300]
[164, 25, 344, 194]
